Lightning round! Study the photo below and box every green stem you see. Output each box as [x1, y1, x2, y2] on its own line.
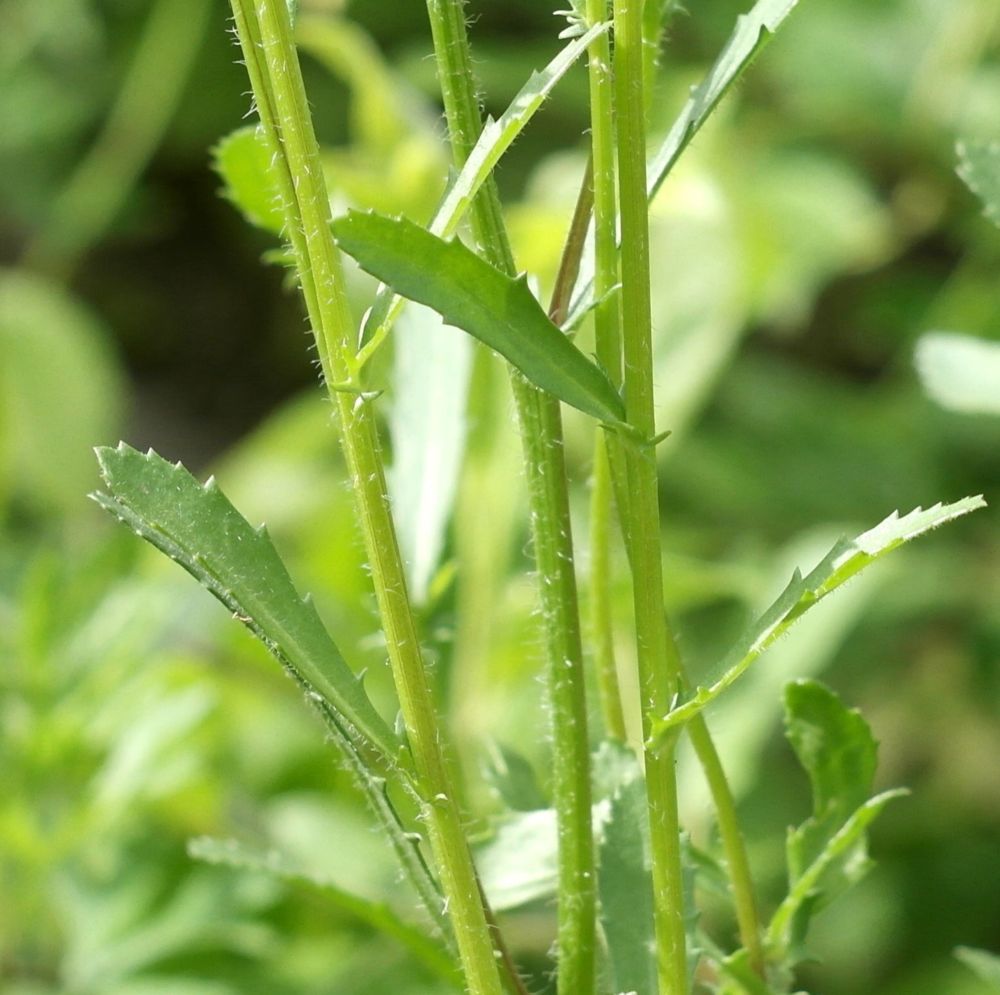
[25, 0, 209, 278]
[425, 4, 597, 993]
[228, 5, 502, 993]
[612, 0, 687, 991]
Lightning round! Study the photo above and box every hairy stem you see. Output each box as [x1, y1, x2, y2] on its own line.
[612, 0, 687, 990]
[228, 4, 502, 992]
[425, 3, 597, 992]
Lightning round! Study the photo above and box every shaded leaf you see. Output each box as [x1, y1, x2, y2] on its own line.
[333, 211, 625, 423]
[650, 496, 986, 739]
[92, 444, 401, 765]
[957, 139, 1000, 228]
[212, 126, 284, 235]
[915, 331, 1000, 416]
[360, 22, 608, 349]
[389, 303, 472, 605]
[189, 836, 460, 986]
[956, 947, 1000, 991]
[482, 743, 549, 812]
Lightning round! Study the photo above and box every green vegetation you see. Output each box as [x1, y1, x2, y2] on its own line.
[3, 1, 999, 993]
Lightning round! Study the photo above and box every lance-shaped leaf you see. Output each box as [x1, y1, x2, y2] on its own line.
[333, 211, 625, 424]
[92, 443, 401, 766]
[957, 138, 1000, 229]
[649, 496, 986, 744]
[359, 21, 609, 351]
[766, 681, 908, 963]
[567, 0, 803, 326]
[189, 835, 460, 986]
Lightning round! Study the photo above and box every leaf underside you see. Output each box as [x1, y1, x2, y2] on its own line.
[333, 211, 625, 423]
[651, 496, 986, 739]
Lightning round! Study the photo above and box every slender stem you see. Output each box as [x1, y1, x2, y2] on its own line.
[228, 5, 502, 993]
[425, 4, 597, 993]
[25, 0, 209, 277]
[612, 0, 688, 991]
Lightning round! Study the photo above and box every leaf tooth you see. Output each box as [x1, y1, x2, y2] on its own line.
[203, 474, 219, 492]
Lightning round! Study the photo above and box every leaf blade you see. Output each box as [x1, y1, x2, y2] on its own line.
[334, 211, 625, 423]
[957, 138, 1000, 228]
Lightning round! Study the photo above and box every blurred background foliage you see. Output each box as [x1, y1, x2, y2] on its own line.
[2, 0, 999, 992]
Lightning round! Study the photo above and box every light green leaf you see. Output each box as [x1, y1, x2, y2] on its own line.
[766, 680, 907, 963]
[915, 332, 1000, 416]
[189, 836, 460, 986]
[389, 303, 472, 605]
[599, 775, 656, 995]
[957, 139, 1000, 228]
[956, 947, 1000, 991]
[359, 22, 608, 350]
[212, 125, 284, 235]
[333, 212, 625, 423]
[650, 496, 986, 740]
[567, 0, 802, 325]
[92, 444, 401, 766]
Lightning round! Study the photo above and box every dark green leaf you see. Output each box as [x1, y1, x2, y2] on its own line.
[332, 211, 625, 424]
[93, 444, 401, 766]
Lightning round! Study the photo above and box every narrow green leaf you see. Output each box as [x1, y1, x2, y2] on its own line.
[389, 303, 472, 605]
[359, 22, 608, 349]
[189, 835, 460, 986]
[915, 331, 1000, 416]
[212, 126, 285, 235]
[599, 775, 657, 995]
[956, 947, 1000, 991]
[92, 443, 401, 766]
[766, 680, 907, 963]
[334, 211, 625, 423]
[957, 139, 1000, 228]
[649, 496, 986, 741]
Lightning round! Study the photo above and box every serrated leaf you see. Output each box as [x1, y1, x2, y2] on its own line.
[956, 947, 1000, 990]
[389, 303, 472, 605]
[567, 0, 803, 326]
[92, 444, 400, 765]
[599, 776, 657, 995]
[212, 126, 284, 235]
[766, 681, 907, 964]
[650, 496, 986, 740]
[333, 211, 625, 423]
[189, 836, 460, 985]
[359, 22, 608, 349]
[957, 139, 1000, 228]
[915, 331, 1000, 417]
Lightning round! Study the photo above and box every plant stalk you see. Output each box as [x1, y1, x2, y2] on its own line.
[425, 3, 597, 992]
[612, 0, 688, 990]
[228, 4, 503, 993]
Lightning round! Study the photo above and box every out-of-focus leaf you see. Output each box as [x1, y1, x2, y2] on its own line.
[92, 444, 401, 765]
[389, 303, 472, 605]
[212, 126, 284, 235]
[360, 22, 608, 349]
[477, 808, 559, 911]
[0, 269, 123, 515]
[956, 947, 1000, 990]
[333, 211, 625, 423]
[957, 138, 1000, 228]
[599, 774, 656, 995]
[189, 836, 460, 986]
[766, 680, 908, 964]
[915, 332, 1000, 416]
[650, 497, 986, 740]
[482, 743, 549, 812]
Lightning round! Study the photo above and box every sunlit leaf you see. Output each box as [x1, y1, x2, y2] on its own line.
[956, 947, 1000, 991]
[333, 211, 625, 423]
[957, 138, 1000, 228]
[766, 680, 907, 964]
[650, 496, 986, 740]
[389, 303, 472, 605]
[915, 331, 1000, 417]
[212, 125, 284, 235]
[92, 444, 401, 766]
